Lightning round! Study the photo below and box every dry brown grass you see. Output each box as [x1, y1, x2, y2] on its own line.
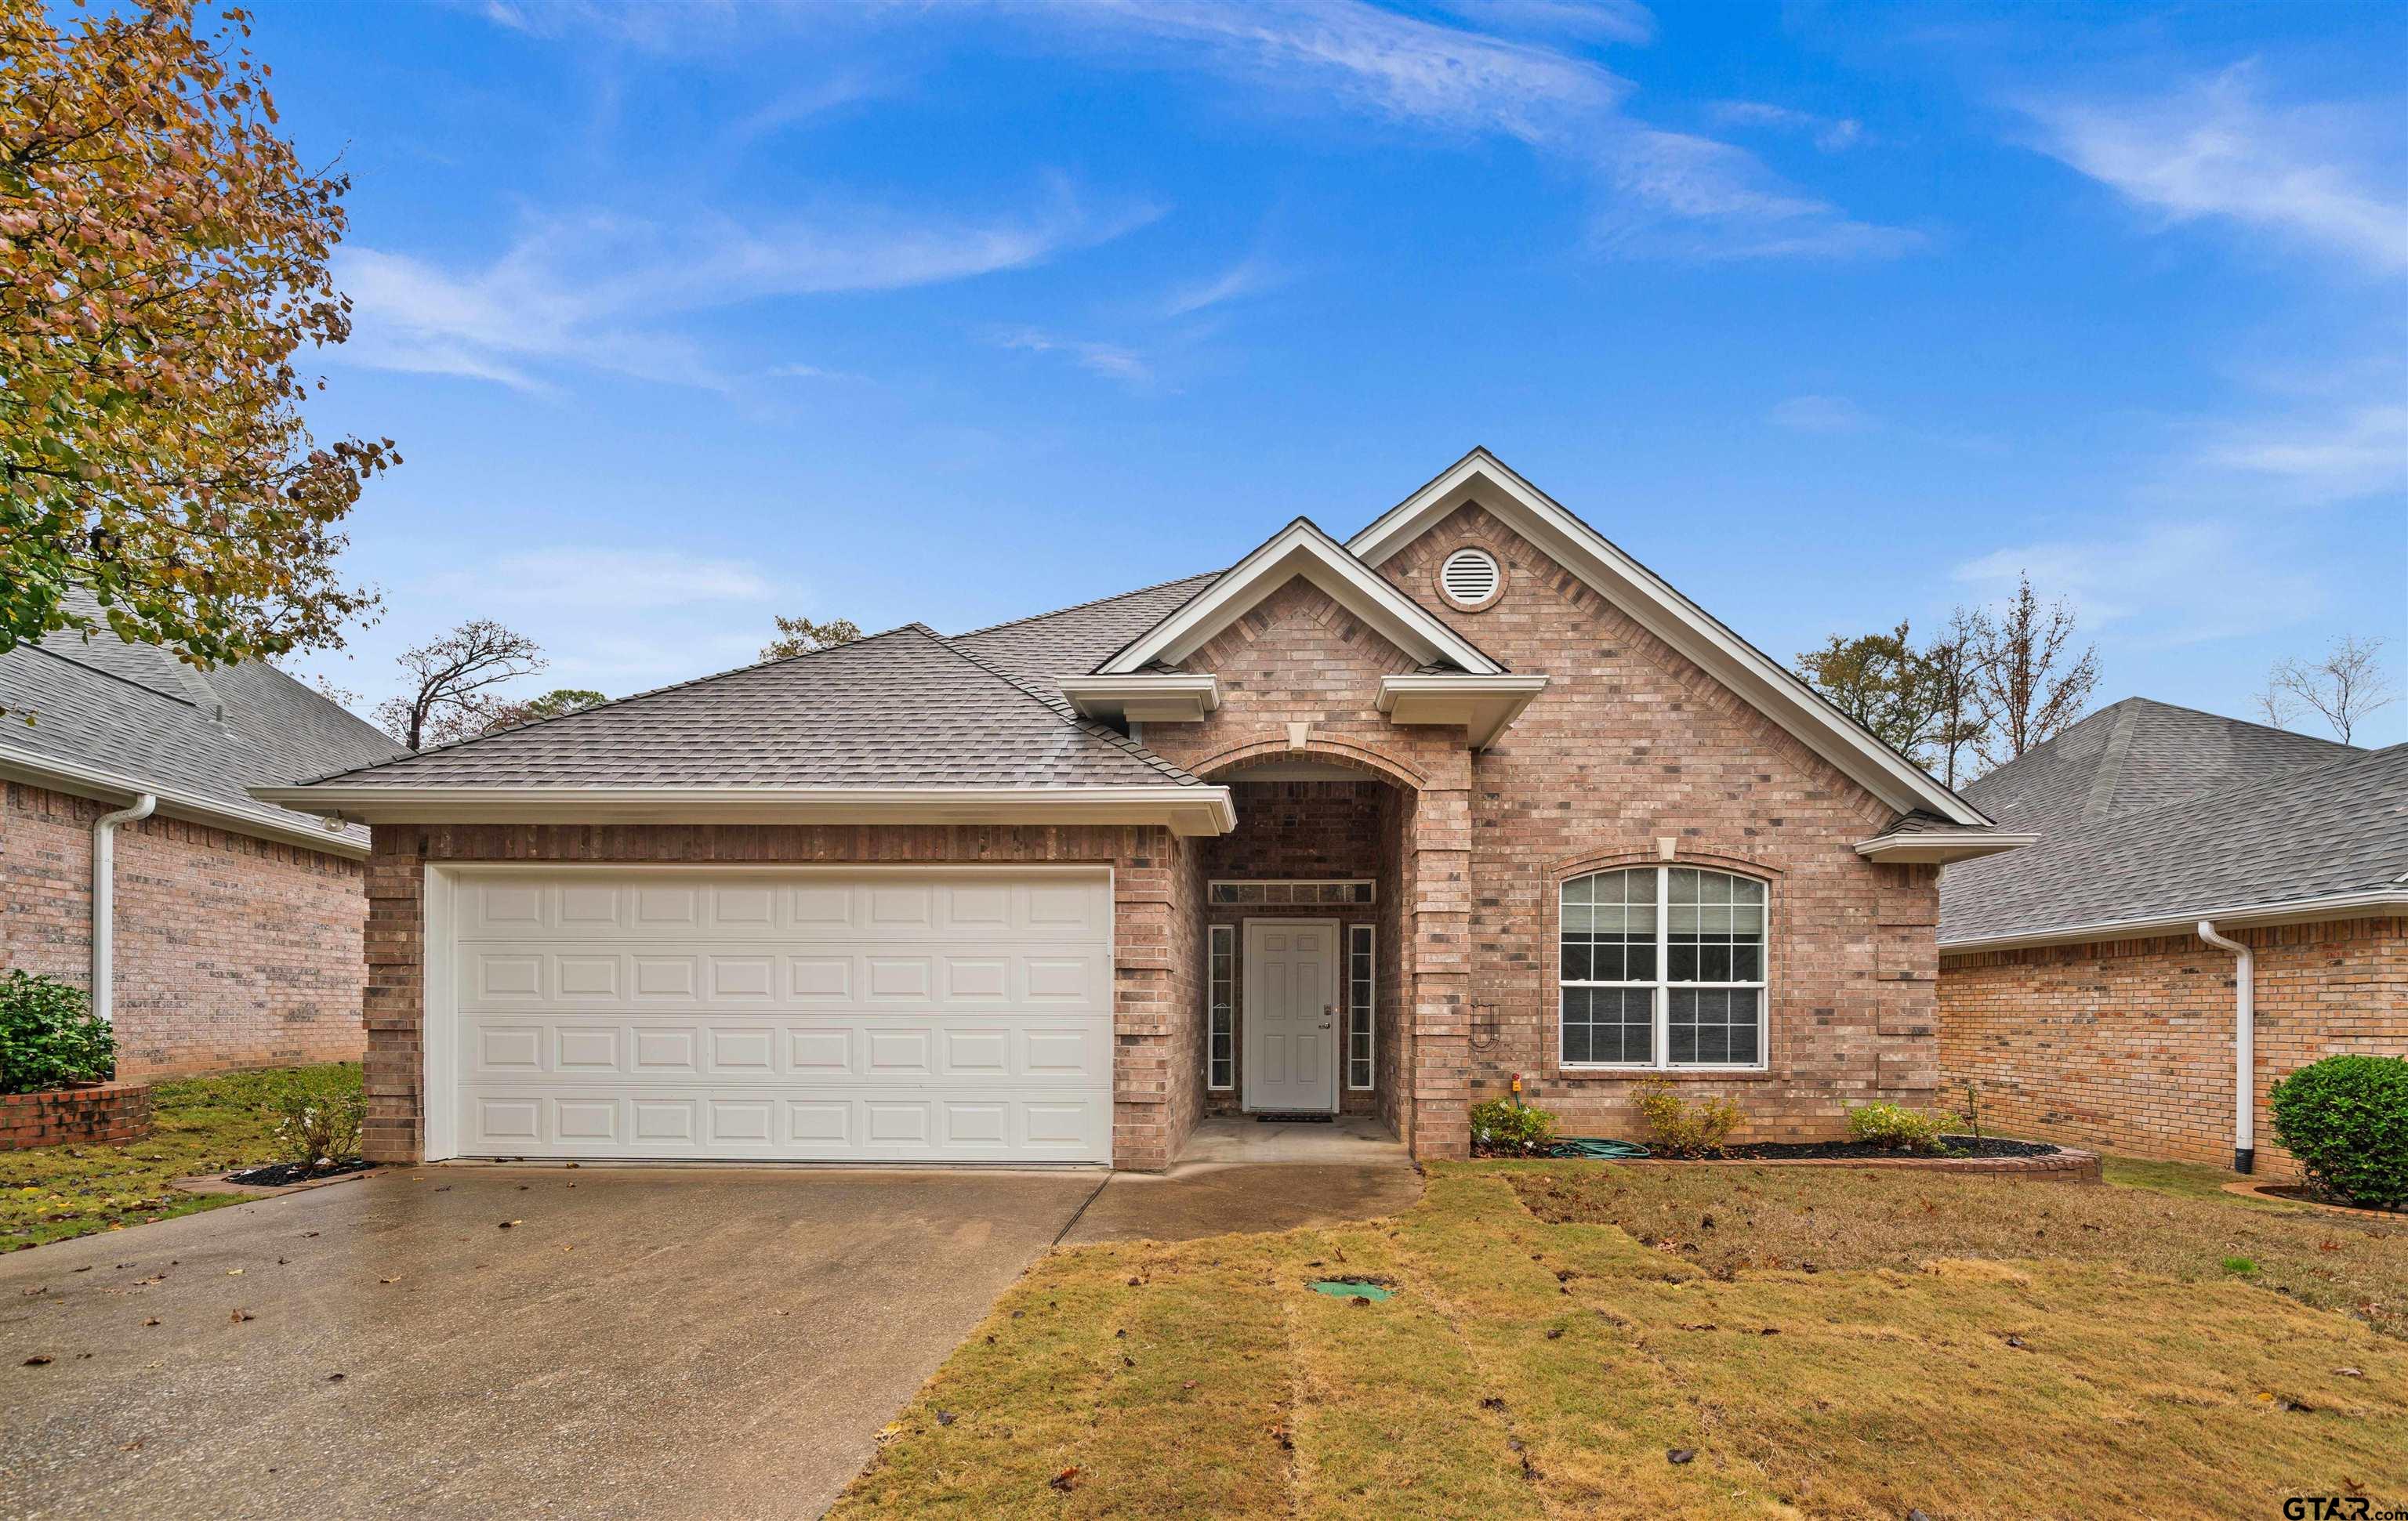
[829, 1165, 2408, 1520]
[1508, 1161, 2408, 1340]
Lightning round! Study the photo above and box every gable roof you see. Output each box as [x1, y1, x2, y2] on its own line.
[0, 606, 408, 854]
[285, 624, 1202, 791]
[1958, 696, 2355, 841]
[953, 571, 1222, 693]
[1346, 447, 1992, 827]
[1939, 738, 2406, 948]
[1094, 517, 1504, 677]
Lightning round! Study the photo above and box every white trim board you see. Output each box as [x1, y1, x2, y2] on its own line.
[256, 783, 1238, 837]
[1939, 888, 2408, 953]
[0, 742, 369, 857]
[1097, 519, 1502, 677]
[1347, 448, 1991, 827]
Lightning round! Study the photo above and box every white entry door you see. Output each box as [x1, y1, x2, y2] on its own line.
[431, 867, 1113, 1163]
[1242, 919, 1339, 1114]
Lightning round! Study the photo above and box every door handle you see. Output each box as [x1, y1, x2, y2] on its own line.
[1318, 1005, 1334, 1029]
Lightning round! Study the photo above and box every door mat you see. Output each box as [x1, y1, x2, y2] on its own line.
[1256, 1113, 1333, 1124]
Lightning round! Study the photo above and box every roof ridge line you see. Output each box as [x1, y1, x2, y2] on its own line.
[921, 628, 1203, 788]
[949, 570, 1224, 642]
[24, 643, 201, 711]
[285, 621, 933, 787]
[2120, 693, 2366, 751]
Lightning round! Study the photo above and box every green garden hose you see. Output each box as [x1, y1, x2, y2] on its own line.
[1547, 1137, 1652, 1159]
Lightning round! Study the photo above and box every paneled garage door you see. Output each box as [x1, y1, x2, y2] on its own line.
[432, 867, 1113, 1163]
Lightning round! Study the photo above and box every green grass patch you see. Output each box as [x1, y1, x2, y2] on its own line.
[0, 1063, 360, 1251]
[832, 1164, 2408, 1519]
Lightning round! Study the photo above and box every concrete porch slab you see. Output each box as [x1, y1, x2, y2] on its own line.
[1173, 1114, 1408, 1164]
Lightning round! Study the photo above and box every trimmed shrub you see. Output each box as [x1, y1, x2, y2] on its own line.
[266, 1066, 367, 1167]
[0, 971, 115, 1095]
[1470, 1096, 1558, 1157]
[2270, 1055, 2408, 1211]
[1633, 1080, 1742, 1158]
[1847, 1101, 1963, 1156]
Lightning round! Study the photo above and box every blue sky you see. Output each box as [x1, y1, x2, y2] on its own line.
[256, 0, 2407, 746]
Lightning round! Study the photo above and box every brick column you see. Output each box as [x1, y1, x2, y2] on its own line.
[1110, 832, 1185, 1171]
[361, 838, 426, 1164]
[1408, 751, 1474, 1160]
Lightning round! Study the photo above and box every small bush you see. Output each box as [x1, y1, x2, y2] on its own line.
[1847, 1101, 1963, 1156]
[2270, 1054, 2408, 1211]
[0, 971, 115, 1095]
[266, 1067, 366, 1167]
[1470, 1096, 1558, 1157]
[1633, 1080, 1742, 1158]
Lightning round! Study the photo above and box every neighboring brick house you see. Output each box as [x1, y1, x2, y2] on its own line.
[259, 449, 2026, 1170]
[1938, 698, 2407, 1176]
[0, 605, 408, 1078]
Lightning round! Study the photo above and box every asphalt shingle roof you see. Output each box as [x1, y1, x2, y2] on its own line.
[0, 607, 408, 841]
[1940, 698, 2401, 944]
[301, 624, 1203, 790]
[951, 572, 1222, 692]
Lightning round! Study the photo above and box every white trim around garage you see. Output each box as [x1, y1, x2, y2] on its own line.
[254, 782, 1238, 837]
[422, 862, 1119, 1164]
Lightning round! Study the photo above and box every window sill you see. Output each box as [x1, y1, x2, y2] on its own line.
[1552, 1067, 1775, 1082]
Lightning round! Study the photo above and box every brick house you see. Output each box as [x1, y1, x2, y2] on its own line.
[1938, 698, 2407, 1177]
[259, 449, 2026, 1169]
[0, 606, 408, 1078]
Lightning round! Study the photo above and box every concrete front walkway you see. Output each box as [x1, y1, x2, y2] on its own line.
[0, 1165, 1100, 1521]
[1061, 1114, 1423, 1244]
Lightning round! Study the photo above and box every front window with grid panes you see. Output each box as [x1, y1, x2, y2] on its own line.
[1558, 866, 1767, 1069]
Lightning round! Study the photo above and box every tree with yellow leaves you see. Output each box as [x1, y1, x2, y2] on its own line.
[2, 0, 393, 681]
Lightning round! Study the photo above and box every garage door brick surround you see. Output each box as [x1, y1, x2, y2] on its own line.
[364, 824, 1201, 1169]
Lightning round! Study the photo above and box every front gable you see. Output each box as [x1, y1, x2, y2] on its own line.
[1349, 448, 1994, 829]
[1095, 518, 1502, 677]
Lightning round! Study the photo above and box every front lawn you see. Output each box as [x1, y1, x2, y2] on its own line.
[833, 1163, 2408, 1519]
[0, 1064, 360, 1251]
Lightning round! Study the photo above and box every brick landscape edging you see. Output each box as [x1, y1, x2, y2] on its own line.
[0, 1081, 154, 1151]
[1605, 1146, 2102, 1183]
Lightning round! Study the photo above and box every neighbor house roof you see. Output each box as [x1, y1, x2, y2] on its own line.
[1939, 700, 2404, 949]
[259, 625, 1236, 835]
[0, 606, 408, 855]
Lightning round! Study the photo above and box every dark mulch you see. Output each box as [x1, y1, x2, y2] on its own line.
[1704, 1135, 2059, 1161]
[223, 1157, 375, 1188]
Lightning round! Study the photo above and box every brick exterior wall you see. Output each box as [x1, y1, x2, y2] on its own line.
[1, 782, 368, 1079]
[1139, 509, 1943, 1158]
[0, 1081, 153, 1151]
[1939, 915, 2408, 1175]
[361, 822, 1197, 1170]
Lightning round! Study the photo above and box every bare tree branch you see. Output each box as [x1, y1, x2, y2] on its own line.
[372, 619, 544, 749]
[2265, 633, 2396, 744]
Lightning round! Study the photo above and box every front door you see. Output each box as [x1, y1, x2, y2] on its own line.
[1242, 919, 1339, 1114]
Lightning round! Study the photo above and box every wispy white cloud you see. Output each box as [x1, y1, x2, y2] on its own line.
[988, 325, 1153, 385]
[1046, 0, 1916, 262]
[2019, 62, 2408, 271]
[1769, 394, 1878, 433]
[1954, 519, 2325, 647]
[1423, 0, 1655, 48]
[1710, 100, 1864, 153]
[336, 185, 1159, 389]
[423, 548, 774, 611]
[1162, 253, 1285, 317]
[2196, 402, 2408, 503]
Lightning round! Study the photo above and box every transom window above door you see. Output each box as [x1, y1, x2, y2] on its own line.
[1207, 879, 1375, 906]
[1559, 866, 1768, 1070]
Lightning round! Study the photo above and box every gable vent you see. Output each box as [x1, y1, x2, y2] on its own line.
[1438, 547, 1502, 609]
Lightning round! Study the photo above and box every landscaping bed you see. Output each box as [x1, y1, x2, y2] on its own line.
[1712, 1134, 2056, 1161]
[219, 1157, 379, 1190]
[0, 1064, 364, 1250]
[832, 1163, 2408, 1519]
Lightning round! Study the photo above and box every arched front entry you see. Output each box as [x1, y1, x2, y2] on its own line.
[1181, 742, 1445, 1155]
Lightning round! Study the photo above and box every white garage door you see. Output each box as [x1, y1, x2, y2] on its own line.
[432, 867, 1113, 1163]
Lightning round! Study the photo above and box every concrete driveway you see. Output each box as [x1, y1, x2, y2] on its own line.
[0, 1165, 1101, 1520]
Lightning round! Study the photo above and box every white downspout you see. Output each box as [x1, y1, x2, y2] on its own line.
[91, 794, 157, 1026]
[2196, 921, 2254, 1175]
